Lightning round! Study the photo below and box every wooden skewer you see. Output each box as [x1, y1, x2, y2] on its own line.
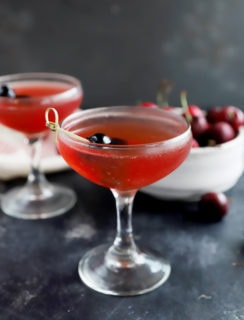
[45, 107, 88, 143]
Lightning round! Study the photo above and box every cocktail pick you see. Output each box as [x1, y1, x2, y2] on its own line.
[45, 107, 88, 143]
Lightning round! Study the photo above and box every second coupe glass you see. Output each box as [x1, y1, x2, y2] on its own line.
[0, 72, 83, 219]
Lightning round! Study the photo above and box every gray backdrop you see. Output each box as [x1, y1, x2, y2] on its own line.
[1, 0, 244, 109]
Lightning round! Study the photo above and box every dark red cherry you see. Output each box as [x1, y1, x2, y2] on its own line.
[138, 101, 158, 109]
[0, 84, 16, 98]
[188, 105, 205, 118]
[207, 121, 236, 145]
[199, 192, 229, 222]
[191, 116, 210, 140]
[87, 133, 127, 145]
[207, 105, 244, 132]
[206, 106, 223, 123]
[221, 105, 244, 132]
[87, 133, 112, 144]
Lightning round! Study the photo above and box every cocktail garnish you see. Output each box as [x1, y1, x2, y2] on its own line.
[87, 133, 128, 145]
[46, 108, 128, 145]
[45, 107, 88, 143]
[0, 85, 16, 98]
[0, 84, 29, 98]
[87, 133, 112, 144]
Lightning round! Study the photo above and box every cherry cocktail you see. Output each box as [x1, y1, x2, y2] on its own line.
[46, 106, 192, 295]
[0, 79, 81, 135]
[0, 73, 83, 219]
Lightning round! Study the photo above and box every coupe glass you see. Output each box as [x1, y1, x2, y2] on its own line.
[0, 72, 83, 219]
[46, 106, 192, 295]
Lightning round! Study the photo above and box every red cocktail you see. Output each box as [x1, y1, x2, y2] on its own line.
[0, 73, 83, 219]
[0, 76, 81, 136]
[57, 108, 190, 190]
[46, 106, 192, 295]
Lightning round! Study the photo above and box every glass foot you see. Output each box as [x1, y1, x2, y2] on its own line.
[78, 244, 171, 296]
[1, 183, 76, 219]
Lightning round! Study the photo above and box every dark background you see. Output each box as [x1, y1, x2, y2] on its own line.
[1, 0, 244, 108]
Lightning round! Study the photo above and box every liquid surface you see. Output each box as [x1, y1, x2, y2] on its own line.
[76, 117, 179, 144]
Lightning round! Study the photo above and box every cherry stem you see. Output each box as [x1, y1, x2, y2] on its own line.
[156, 80, 174, 107]
[180, 90, 192, 123]
[45, 107, 88, 143]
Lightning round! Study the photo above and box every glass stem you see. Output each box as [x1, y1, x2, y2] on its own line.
[26, 137, 47, 190]
[105, 189, 140, 269]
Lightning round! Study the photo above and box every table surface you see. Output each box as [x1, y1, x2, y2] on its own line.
[0, 170, 243, 320]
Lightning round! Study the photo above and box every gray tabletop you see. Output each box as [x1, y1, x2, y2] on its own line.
[0, 170, 243, 320]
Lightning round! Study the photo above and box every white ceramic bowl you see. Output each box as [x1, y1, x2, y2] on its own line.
[142, 127, 244, 201]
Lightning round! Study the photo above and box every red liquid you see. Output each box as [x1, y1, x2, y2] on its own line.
[0, 81, 83, 135]
[57, 109, 191, 191]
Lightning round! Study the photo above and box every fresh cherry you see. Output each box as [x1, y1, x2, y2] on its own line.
[0, 84, 16, 98]
[138, 101, 158, 108]
[206, 106, 223, 123]
[221, 105, 244, 132]
[198, 192, 229, 222]
[206, 105, 244, 132]
[187, 104, 205, 118]
[207, 121, 236, 145]
[191, 116, 210, 143]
